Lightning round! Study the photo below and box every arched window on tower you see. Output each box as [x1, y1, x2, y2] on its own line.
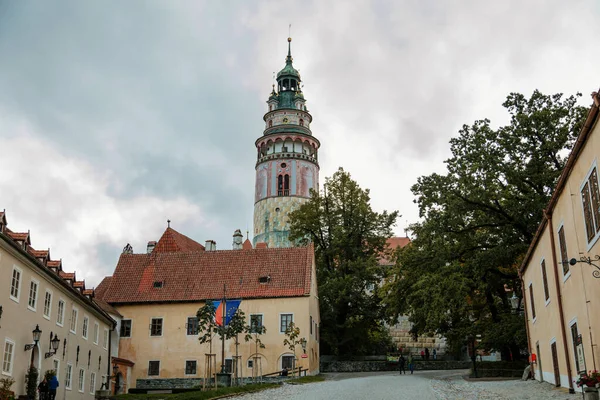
[299, 119, 304, 127]
[269, 120, 273, 128]
[284, 174, 290, 196]
[278, 175, 283, 196]
[269, 105, 272, 111]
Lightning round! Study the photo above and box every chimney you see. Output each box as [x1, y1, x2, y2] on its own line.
[147, 241, 157, 254]
[232, 229, 243, 250]
[205, 240, 216, 251]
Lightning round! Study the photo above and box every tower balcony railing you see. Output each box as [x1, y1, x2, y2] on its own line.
[263, 124, 312, 136]
[256, 152, 318, 166]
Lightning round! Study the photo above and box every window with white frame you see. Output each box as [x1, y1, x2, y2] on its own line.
[185, 360, 197, 375]
[148, 361, 160, 376]
[89, 372, 96, 394]
[581, 166, 600, 244]
[57, 300, 65, 326]
[43, 290, 52, 318]
[280, 314, 293, 333]
[82, 317, 89, 339]
[103, 329, 109, 349]
[150, 318, 163, 336]
[558, 226, 570, 276]
[10, 266, 22, 302]
[282, 355, 295, 370]
[78, 368, 85, 392]
[185, 317, 197, 335]
[93, 323, 99, 345]
[28, 280, 39, 310]
[120, 320, 132, 337]
[53, 359, 60, 380]
[2, 339, 15, 376]
[65, 363, 73, 390]
[541, 260, 550, 302]
[250, 314, 263, 333]
[70, 308, 78, 333]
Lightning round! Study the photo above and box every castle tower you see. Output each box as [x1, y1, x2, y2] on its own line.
[253, 37, 320, 248]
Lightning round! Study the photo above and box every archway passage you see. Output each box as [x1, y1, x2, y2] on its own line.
[114, 372, 124, 395]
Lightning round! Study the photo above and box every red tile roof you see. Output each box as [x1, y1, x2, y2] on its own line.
[152, 227, 205, 253]
[7, 229, 30, 243]
[47, 260, 62, 268]
[59, 271, 75, 280]
[255, 242, 267, 249]
[29, 249, 49, 259]
[94, 298, 122, 317]
[99, 240, 314, 304]
[73, 281, 85, 289]
[242, 239, 253, 250]
[379, 237, 411, 265]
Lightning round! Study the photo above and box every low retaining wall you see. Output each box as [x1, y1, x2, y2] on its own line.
[134, 376, 294, 391]
[320, 360, 471, 373]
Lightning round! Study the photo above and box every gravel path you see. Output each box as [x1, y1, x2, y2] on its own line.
[227, 370, 581, 400]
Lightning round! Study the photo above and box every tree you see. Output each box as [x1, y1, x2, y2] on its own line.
[244, 320, 266, 380]
[289, 168, 398, 355]
[384, 90, 587, 359]
[283, 322, 302, 375]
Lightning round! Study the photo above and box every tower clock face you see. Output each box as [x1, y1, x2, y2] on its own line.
[282, 117, 289, 123]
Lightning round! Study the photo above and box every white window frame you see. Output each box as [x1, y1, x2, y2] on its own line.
[70, 306, 79, 334]
[53, 358, 60, 380]
[27, 278, 39, 312]
[148, 360, 160, 377]
[528, 282, 536, 325]
[580, 160, 600, 250]
[249, 313, 264, 333]
[120, 319, 132, 338]
[93, 322, 99, 345]
[279, 313, 294, 333]
[56, 299, 65, 327]
[78, 368, 85, 393]
[184, 360, 197, 376]
[280, 353, 296, 370]
[43, 289, 53, 320]
[150, 317, 163, 337]
[185, 317, 197, 336]
[103, 328, 109, 350]
[65, 363, 73, 390]
[82, 316, 89, 340]
[247, 359, 253, 369]
[9, 265, 22, 303]
[89, 371, 96, 394]
[557, 221, 572, 282]
[2, 338, 15, 376]
[540, 258, 551, 307]
[569, 317, 580, 373]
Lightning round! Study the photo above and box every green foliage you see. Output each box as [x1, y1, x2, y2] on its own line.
[25, 366, 38, 400]
[283, 322, 301, 354]
[384, 90, 587, 359]
[289, 168, 398, 355]
[0, 377, 15, 400]
[196, 302, 219, 347]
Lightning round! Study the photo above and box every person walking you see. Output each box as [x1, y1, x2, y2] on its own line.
[48, 374, 59, 400]
[420, 349, 425, 360]
[408, 354, 414, 374]
[425, 347, 430, 361]
[38, 377, 49, 400]
[433, 348, 437, 360]
[398, 355, 406, 375]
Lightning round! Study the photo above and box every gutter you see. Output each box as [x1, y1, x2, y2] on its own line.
[546, 211, 574, 393]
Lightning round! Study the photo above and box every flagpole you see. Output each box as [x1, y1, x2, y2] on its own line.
[221, 283, 226, 374]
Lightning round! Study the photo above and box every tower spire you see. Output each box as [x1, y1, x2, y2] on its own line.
[286, 36, 292, 64]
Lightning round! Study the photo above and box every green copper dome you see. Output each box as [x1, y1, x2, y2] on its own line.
[277, 38, 301, 80]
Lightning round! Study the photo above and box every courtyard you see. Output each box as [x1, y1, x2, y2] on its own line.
[227, 371, 580, 400]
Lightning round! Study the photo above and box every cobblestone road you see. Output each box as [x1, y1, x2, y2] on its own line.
[227, 370, 581, 400]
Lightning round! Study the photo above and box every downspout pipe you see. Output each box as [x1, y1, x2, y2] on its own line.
[107, 326, 112, 393]
[518, 274, 533, 377]
[546, 211, 574, 393]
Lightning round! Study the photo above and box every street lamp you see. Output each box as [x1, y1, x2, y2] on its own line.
[569, 256, 600, 279]
[300, 338, 307, 354]
[45, 334, 61, 359]
[510, 292, 520, 311]
[24, 324, 42, 368]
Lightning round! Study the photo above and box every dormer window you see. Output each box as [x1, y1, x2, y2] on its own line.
[258, 276, 271, 284]
[153, 281, 164, 288]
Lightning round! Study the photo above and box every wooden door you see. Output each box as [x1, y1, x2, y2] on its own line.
[551, 342, 560, 387]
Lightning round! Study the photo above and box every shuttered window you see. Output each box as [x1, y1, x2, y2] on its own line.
[558, 227, 569, 275]
[581, 167, 600, 243]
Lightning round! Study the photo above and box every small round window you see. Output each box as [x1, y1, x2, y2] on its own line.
[281, 163, 287, 168]
[275, 207, 281, 212]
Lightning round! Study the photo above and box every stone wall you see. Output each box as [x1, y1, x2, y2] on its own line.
[320, 360, 471, 373]
[387, 316, 447, 357]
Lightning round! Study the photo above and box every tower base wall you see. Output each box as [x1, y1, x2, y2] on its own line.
[253, 196, 307, 248]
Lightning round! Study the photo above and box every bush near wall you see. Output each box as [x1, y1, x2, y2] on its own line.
[321, 360, 471, 373]
[470, 361, 529, 378]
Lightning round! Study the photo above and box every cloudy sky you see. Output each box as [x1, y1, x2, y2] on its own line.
[1, 1, 599, 287]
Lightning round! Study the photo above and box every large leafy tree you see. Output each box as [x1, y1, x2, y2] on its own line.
[384, 91, 587, 359]
[289, 168, 398, 355]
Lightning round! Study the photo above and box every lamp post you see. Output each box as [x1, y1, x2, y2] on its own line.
[24, 324, 42, 368]
[569, 256, 600, 278]
[45, 334, 61, 359]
